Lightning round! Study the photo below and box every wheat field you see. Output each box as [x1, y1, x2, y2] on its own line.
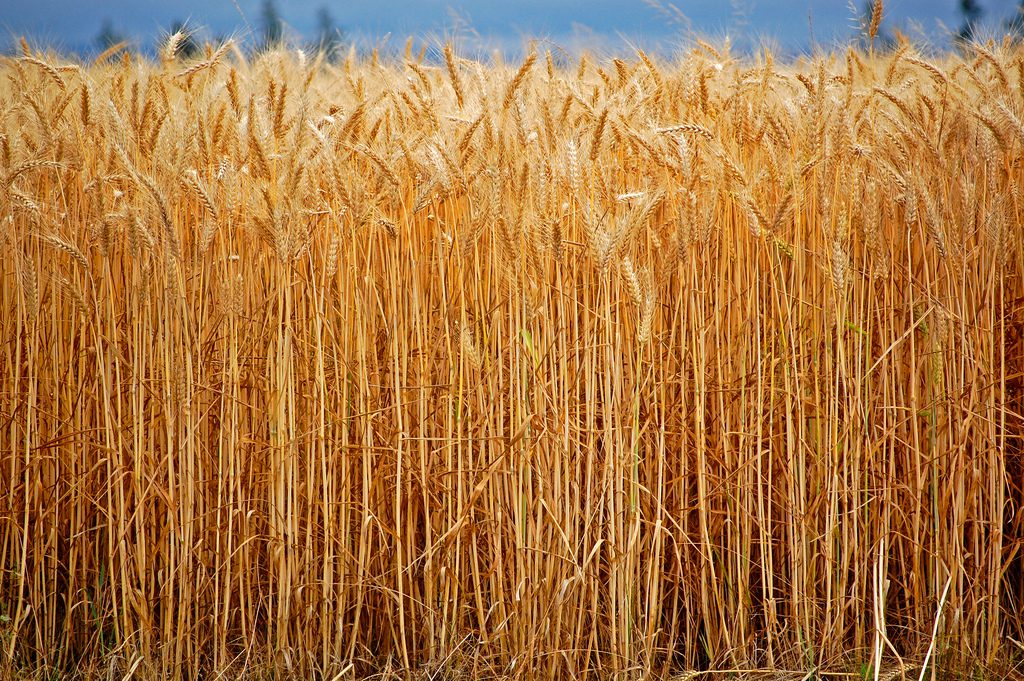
[0, 29, 1022, 680]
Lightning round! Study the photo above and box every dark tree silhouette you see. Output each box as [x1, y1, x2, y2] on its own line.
[261, 0, 285, 48]
[95, 18, 125, 51]
[315, 6, 343, 57]
[957, 0, 983, 43]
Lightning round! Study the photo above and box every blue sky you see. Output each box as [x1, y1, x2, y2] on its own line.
[4, 1, 1024, 55]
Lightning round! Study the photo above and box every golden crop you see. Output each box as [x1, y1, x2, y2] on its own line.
[1, 32, 1022, 679]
